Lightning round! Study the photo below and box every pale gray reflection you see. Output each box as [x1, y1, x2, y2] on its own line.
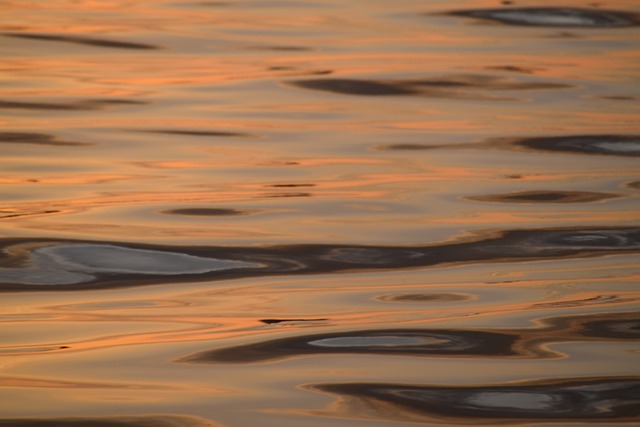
[0, 243, 261, 286]
[443, 7, 640, 27]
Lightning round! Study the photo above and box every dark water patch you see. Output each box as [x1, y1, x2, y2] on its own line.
[485, 65, 541, 74]
[466, 191, 621, 204]
[289, 79, 416, 96]
[260, 318, 329, 324]
[265, 183, 315, 188]
[0, 346, 71, 355]
[376, 143, 437, 151]
[627, 181, 640, 190]
[180, 329, 520, 363]
[380, 134, 640, 157]
[581, 318, 640, 339]
[532, 311, 640, 346]
[0, 99, 146, 111]
[140, 129, 253, 137]
[182, 311, 640, 363]
[1, 226, 640, 290]
[512, 134, 640, 157]
[268, 66, 296, 71]
[288, 75, 571, 99]
[0, 132, 90, 147]
[0, 414, 219, 427]
[532, 294, 635, 309]
[319, 247, 424, 265]
[442, 7, 640, 28]
[311, 377, 640, 424]
[597, 95, 639, 101]
[0, 209, 60, 220]
[3, 33, 160, 50]
[160, 208, 256, 217]
[376, 293, 472, 303]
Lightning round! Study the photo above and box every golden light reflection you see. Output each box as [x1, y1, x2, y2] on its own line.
[2, 0, 639, 422]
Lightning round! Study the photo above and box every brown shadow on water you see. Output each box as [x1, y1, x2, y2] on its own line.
[160, 208, 258, 217]
[309, 376, 640, 425]
[3, 33, 160, 50]
[0, 415, 219, 427]
[0, 132, 91, 147]
[287, 74, 571, 101]
[465, 191, 621, 204]
[179, 311, 640, 364]
[378, 134, 640, 157]
[0, 210, 60, 220]
[627, 181, 640, 190]
[376, 293, 472, 303]
[137, 129, 254, 138]
[0, 99, 146, 111]
[1, 226, 639, 290]
[438, 7, 640, 28]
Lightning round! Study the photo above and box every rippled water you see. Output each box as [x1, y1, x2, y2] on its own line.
[1, 0, 639, 426]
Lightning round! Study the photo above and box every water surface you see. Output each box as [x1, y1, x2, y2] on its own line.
[1, 0, 639, 426]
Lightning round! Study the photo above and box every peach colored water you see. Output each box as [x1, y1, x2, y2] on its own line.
[1, 1, 639, 426]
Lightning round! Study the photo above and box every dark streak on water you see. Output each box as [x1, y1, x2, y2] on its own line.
[288, 74, 571, 100]
[180, 311, 640, 363]
[0, 415, 218, 427]
[378, 134, 640, 157]
[3, 32, 160, 50]
[513, 134, 640, 157]
[139, 129, 254, 137]
[311, 377, 640, 424]
[0, 132, 90, 146]
[1, 227, 638, 290]
[265, 183, 315, 188]
[484, 65, 541, 74]
[0, 210, 60, 220]
[465, 191, 621, 203]
[442, 7, 640, 28]
[627, 181, 640, 190]
[260, 318, 329, 324]
[376, 293, 472, 302]
[0, 99, 146, 111]
[160, 208, 256, 217]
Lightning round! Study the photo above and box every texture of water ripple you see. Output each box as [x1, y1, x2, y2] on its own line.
[2, 0, 638, 425]
[311, 377, 640, 424]
[442, 7, 640, 28]
[1, 227, 638, 290]
[180, 311, 640, 363]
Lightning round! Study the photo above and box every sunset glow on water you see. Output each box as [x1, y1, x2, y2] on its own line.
[1, 1, 639, 426]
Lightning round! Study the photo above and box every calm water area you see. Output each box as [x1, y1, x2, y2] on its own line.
[1, 0, 639, 426]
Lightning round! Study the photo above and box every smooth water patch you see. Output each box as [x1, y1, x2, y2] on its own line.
[34, 244, 259, 275]
[160, 208, 257, 217]
[0, 132, 90, 146]
[378, 134, 640, 158]
[312, 377, 640, 423]
[2, 227, 639, 290]
[0, 414, 220, 427]
[514, 135, 640, 157]
[3, 32, 160, 50]
[465, 191, 621, 204]
[444, 7, 640, 28]
[0, 243, 262, 286]
[376, 293, 472, 303]
[181, 311, 640, 363]
[308, 336, 430, 348]
[288, 74, 571, 101]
